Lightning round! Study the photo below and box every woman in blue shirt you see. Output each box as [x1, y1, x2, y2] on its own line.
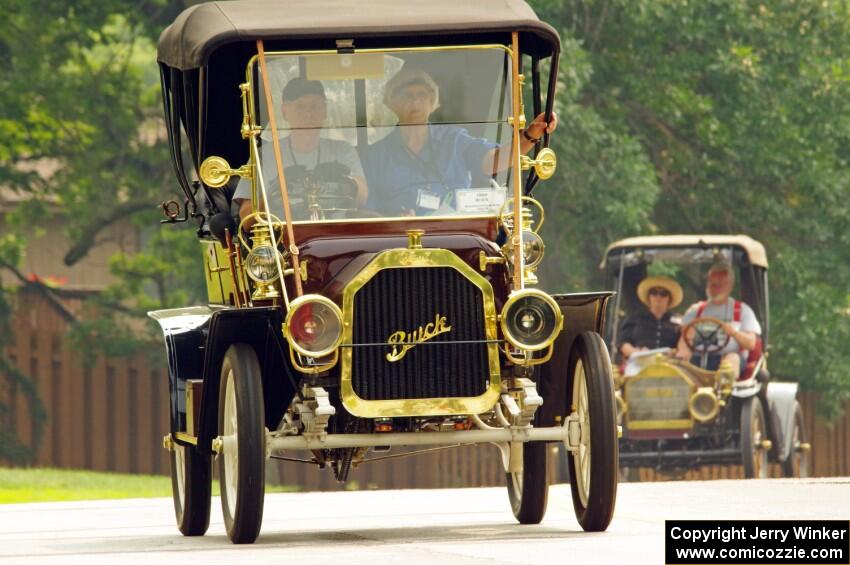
[362, 68, 557, 216]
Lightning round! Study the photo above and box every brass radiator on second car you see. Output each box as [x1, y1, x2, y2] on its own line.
[625, 373, 694, 430]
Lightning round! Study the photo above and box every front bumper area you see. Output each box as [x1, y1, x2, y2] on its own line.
[265, 425, 573, 452]
[619, 446, 741, 468]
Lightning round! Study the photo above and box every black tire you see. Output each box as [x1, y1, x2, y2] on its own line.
[218, 343, 266, 544]
[169, 442, 211, 536]
[781, 401, 811, 478]
[741, 396, 769, 478]
[566, 332, 618, 532]
[505, 440, 549, 524]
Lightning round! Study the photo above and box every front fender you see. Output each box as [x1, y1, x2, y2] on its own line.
[148, 306, 223, 436]
[195, 307, 299, 453]
[766, 381, 799, 461]
[537, 291, 614, 427]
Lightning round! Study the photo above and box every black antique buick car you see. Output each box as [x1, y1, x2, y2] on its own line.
[152, 0, 618, 543]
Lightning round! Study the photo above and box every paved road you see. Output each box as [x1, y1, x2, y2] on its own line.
[1, 478, 848, 564]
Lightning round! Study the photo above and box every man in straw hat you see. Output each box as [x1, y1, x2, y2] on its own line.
[676, 262, 761, 376]
[617, 276, 683, 360]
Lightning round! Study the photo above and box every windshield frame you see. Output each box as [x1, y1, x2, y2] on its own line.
[242, 43, 518, 227]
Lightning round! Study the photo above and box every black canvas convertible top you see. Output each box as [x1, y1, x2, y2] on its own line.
[158, 0, 560, 70]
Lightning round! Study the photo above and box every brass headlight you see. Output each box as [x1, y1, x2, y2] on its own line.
[284, 295, 344, 358]
[245, 245, 282, 283]
[688, 387, 719, 423]
[500, 289, 563, 351]
[520, 230, 544, 268]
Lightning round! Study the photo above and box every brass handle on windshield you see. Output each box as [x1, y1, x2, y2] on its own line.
[199, 156, 253, 188]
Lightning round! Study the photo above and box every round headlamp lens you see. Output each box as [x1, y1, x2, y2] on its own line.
[286, 297, 343, 357]
[501, 291, 562, 351]
[245, 245, 281, 282]
[689, 388, 719, 422]
[521, 230, 544, 268]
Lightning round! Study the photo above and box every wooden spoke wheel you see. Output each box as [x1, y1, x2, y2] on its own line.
[741, 396, 769, 479]
[218, 344, 266, 544]
[169, 440, 211, 536]
[505, 436, 549, 524]
[566, 332, 618, 532]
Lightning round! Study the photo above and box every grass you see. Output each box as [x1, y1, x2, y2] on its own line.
[0, 467, 299, 504]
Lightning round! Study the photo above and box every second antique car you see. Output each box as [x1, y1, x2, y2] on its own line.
[151, 0, 618, 544]
[602, 235, 811, 478]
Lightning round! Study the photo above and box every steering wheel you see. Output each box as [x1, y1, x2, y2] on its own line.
[290, 162, 359, 220]
[682, 316, 731, 354]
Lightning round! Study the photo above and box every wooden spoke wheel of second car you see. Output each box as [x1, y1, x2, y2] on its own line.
[218, 343, 266, 544]
[740, 396, 769, 479]
[565, 331, 618, 532]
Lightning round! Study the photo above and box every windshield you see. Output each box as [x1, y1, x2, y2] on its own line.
[239, 47, 516, 223]
[603, 246, 765, 356]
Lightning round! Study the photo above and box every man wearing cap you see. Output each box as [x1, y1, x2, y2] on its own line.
[362, 68, 557, 216]
[233, 78, 367, 223]
[617, 276, 683, 360]
[676, 263, 761, 376]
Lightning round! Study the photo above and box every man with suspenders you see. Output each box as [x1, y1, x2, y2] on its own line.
[676, 262, 762, 377]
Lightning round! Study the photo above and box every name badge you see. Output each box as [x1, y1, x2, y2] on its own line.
[416, 189, 440, 210]
[455, 187, 507, 213]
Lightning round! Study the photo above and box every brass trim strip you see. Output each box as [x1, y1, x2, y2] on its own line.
[626, 419, 693, 431]
[246, 44, 513, 68]
[256, 40, 303, 298]
[290, 214, 498, 226]
[509, 32, 524, 290]
[174, 432, 198, 445]
[340, 248, 501, 417]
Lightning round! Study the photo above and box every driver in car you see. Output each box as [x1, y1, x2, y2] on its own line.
[233, 78, 368, 224]
[362, 68, 557, 216]
[676, 262, 761, 377]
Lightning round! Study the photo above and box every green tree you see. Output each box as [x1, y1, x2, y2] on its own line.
[534, 0, 850, 415]
[0, 0, 201, 462]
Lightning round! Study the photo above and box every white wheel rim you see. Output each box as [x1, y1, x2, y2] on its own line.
[175, 444, 186, 509]
[510, 454, 523, 495]
[223, 369, 239, 508]
[511, 473, 523, 494]
[572, 359, 591, 507]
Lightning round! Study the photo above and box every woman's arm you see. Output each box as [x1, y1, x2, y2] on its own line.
[482, 112, 559, 175]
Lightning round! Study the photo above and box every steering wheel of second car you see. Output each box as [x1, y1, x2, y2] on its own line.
[682, 316, 731, 355]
